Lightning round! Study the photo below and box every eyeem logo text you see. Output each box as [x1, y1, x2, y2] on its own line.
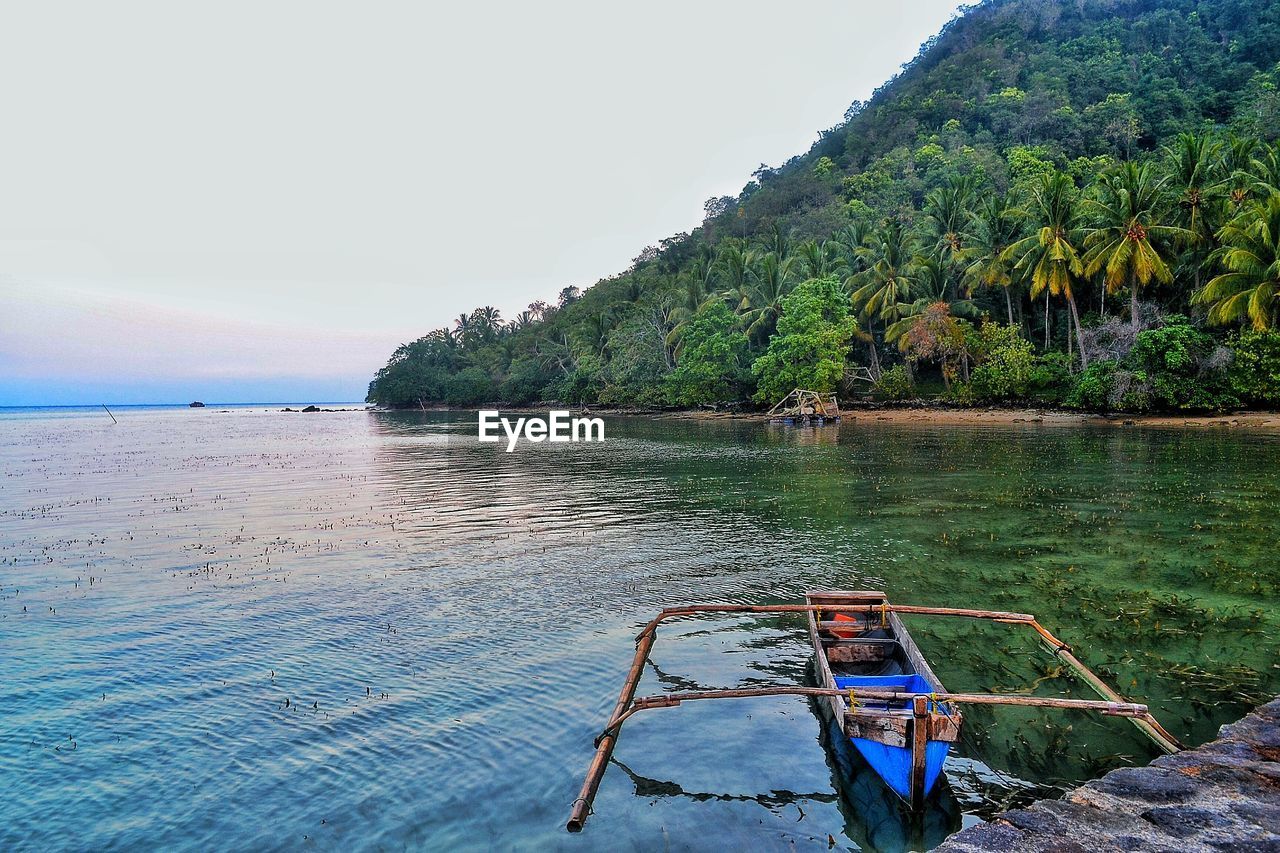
[477, 410, 605, 452]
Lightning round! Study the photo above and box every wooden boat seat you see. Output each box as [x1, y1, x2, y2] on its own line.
[826, 638, 905, 666]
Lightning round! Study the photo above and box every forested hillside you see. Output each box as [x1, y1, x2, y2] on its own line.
[369, 0, 1280, 413]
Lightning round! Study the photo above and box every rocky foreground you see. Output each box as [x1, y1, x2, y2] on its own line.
[939, 697, 1280, 852]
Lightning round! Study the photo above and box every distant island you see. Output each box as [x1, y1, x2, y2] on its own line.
[368, 0, 1280, 416]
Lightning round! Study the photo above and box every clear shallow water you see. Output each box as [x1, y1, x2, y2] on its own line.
[1, 407, 1276, 851]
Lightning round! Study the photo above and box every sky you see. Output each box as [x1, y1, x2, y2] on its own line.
[0, 1, 966, 406]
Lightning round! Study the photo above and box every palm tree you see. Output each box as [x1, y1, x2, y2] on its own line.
[1164, 132, 1223, 293]
[759, 221, 792, 263]
[1004, 172, 1089, 366]
[922, 174, 978, 285]
[1080, 162, 1189, 329]
[850, 221, 919, 378]
[1194, 193, 1280, 330]
[713, 239, 757, 311]
[794, 239, 843, 280]
[1165, 133, 1220, 235]
[831, 222, 871, 278]
[851, 221, 918, 323]
[1253, 140, 1280, 197]
[962, 194, 1022, 325]
[740, 252, 797, 343]
[1219, 134, 1259, 211]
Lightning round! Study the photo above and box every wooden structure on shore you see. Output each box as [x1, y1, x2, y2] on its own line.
[766, 388, 840, 425]
[565, 592, 1183, 833]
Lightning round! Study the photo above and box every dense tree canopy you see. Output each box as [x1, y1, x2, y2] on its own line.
[369, 0, 1280, 414]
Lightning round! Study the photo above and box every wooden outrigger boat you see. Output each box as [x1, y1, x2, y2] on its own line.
[566, 592, 1185, 833]
[806, 591, 959, 808]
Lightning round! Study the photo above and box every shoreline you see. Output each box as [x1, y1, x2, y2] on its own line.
[376, 404, 1280, 431]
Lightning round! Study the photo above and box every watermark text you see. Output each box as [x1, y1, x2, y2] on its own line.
[478, 410, 605, 451]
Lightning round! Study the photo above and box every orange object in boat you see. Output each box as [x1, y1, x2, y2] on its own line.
[832, 612, 860, 639]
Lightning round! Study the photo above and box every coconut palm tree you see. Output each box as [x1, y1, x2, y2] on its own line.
[1165, 133, 1221, 243]
[1004, 172, 1089, 366]
[851, 221, 919, 323]
[794, 239, 844, 280]
[1253, 140, 1280, 197]
[759, 221, 792, 263]
[963, 194, 1022, 325]
[885, 253, 980, 347]
[712, 239, 757, 311]
[1219, 134, 1259, 211]
[850, 221, 920, 378]
[1164, 132, 1223, 293]
[1080, 162, 1189, 329]
[1194, 193, 1280, 330]
[922, 174, 978, 281]
[740, 251, 797, 343]
[829, 222, 871, 292]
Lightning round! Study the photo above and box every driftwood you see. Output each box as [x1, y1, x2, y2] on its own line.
[565, 597, 1185, 832]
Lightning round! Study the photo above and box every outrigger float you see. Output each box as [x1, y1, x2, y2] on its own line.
[566, 590, 1184, 832]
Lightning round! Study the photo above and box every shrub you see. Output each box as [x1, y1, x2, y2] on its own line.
[1228, 329, 1280, 407]
[1029, 351, 1073, 403]
[1068, 317, 1237, 413]
[970, 324, 1035, 401]
[875, 364, 915, 400]
[1129, 317, 1237, 411]
[1067, 361, 1151, 412]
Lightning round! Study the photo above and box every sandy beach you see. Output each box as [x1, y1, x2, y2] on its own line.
[663, 405, 1280, 430]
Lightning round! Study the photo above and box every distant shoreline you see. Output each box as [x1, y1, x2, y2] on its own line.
[372, 403, 1280, 430]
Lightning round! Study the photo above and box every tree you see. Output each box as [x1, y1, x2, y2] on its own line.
[666, 303, 752, 405]
[1165, 132, 1221, 245]
[885, 253, 979, 350]
[963, 194, 1023, 325]
[740, 252, 797, 343]
[712, 239, 757, 311]
[922, 174, 978, 277]
[1165, 132, 1223, 291]
[1194, 193, 1280, 330]
[895, 302, 971, 390]
[1081, 162, 1189, 330]
[1005, 172, 1090, 366]
[850, 221, 919, 377]
[752, 277, 857, 403]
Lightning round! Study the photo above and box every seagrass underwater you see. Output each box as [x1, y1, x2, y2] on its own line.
[477, 410, 605, 451]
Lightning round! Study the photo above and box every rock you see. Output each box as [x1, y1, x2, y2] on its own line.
[301, 405, 320, 413]
[1093, 767, 1197, 803]
[189, 401, 205, 408]
[937, 697, 1280, 853]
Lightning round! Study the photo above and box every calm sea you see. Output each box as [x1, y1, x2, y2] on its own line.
[1, 406, 1276, 851]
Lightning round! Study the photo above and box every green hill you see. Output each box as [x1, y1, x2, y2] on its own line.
[369, 0, 1280, 413]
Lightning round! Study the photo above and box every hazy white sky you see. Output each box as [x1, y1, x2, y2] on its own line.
[0, 1, 965, 404]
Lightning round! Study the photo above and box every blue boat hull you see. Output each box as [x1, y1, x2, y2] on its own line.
[835, 673, 951, 801]
[849, 737, 950, 801]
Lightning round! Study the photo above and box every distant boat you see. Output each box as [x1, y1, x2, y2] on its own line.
[189, 401, 205, 408]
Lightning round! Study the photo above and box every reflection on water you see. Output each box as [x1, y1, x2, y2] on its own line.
[0, 407, 1276, 851]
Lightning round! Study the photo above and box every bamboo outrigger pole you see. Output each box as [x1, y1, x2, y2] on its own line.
[566, 602, 1184, 832]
